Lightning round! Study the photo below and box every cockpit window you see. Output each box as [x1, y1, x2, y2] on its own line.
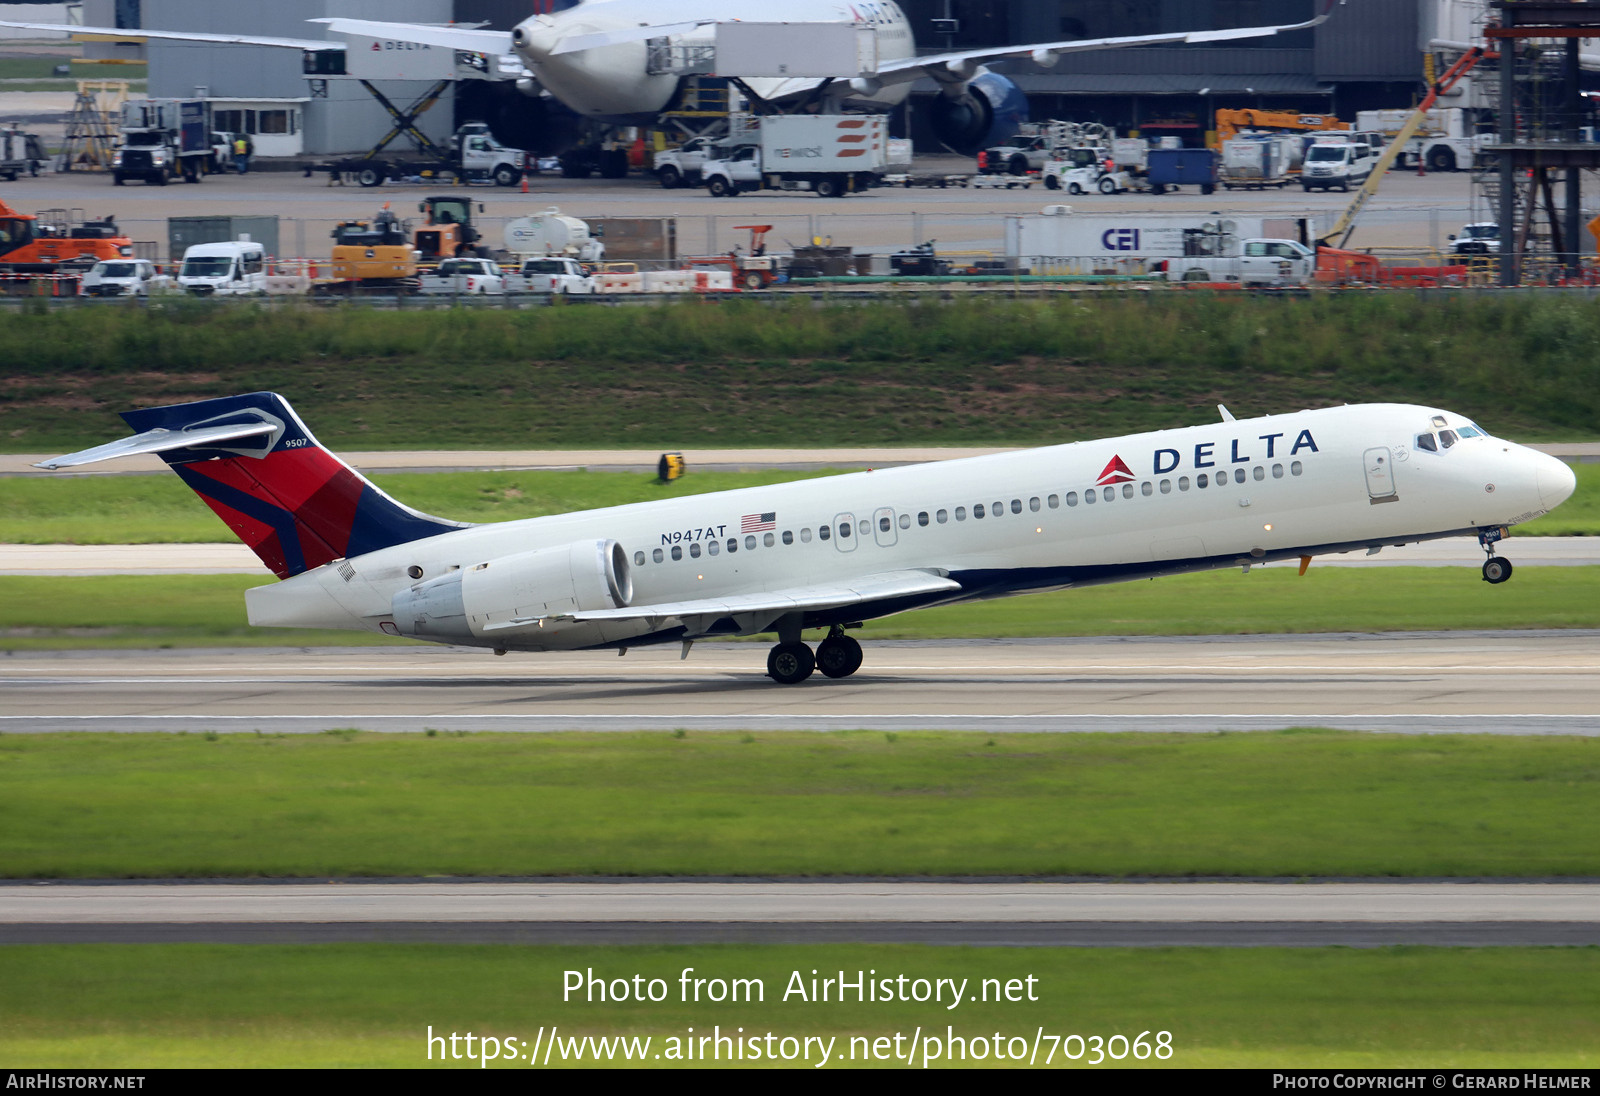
[1415, 432, 1437, 452]
[1457, 425, 1485, 439]
[1439, 429, 1458, 449]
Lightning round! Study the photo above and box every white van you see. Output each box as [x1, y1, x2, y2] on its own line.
[177, 240, 268, 296]
[1301, 137, 1374, 192]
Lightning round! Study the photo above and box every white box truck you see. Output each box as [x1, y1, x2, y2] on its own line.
[1010, 209, 1328, 276]
[701, 114, 889, 198]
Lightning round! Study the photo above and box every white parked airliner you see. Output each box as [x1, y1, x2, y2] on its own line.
[39, 392, 1576, 683]
[0, 1, 1341, 155]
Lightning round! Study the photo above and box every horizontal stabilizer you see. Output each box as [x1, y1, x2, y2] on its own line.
[34, 421, 277, 470]
[515, 569, 960, 630]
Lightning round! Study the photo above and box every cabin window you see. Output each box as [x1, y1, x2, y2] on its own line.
[955, 506, 967, 521]
[1083, 490, 1095, 505]
[1122, 484, 1134, 499]
[936, 509, 948, 523]
[1011, 499, 1022, 514]
[727, 538, 738, 553]
[1215, 474, 1228, 489]
[1291, 461, 1303, 476]
[1160, 479, 1172, 494]
[764, 532, 775, 547]
[689, 542, 701, 558]
[1253, 466, 1265, 481]
[974, 503, 986, 518]
[800, 528, 812, 543]
[652, 548, 664, 563]
[818, 525, 830, 541]
[839, 522, 851, 538]
[991, 501, 1003, 517]
[1141, 482, 1153, 497]
[671, 545, 683, 561]
[858, 519, 870, 536]
[879, 516, 891, 533]
[708, 540, 720, 556]
[1179, 476, 1190, 491]
[1029, 497, 1041, 512]
[1197, 473, 1209, 488]
[1234, 468, 1247, 484]
[1047, 494, 1059, 509]
[1272, 464, 1284, 478]
[1065, 491, 1078, 507]
[634, 551, 645, 566]
[746, 535, 757, 550]
[899, 513, 910, 530]
[1439, 429, 1458, 449]
[782, 530, 793, 545]
[1103, 487, 1115, 502]
[918, 511, 929, 526]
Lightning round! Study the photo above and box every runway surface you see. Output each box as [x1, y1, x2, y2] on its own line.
[3, 632, 1596, 735]
[3, 882, 1595, 946]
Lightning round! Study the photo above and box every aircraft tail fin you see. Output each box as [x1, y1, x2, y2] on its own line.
[38, 392, 467, 579]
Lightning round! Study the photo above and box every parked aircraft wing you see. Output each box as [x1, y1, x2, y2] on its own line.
[510, 569, 961, 631]
[0, 20, 335, 50]
[309, 18, 512, 54]
[870, 0, 1340, 86]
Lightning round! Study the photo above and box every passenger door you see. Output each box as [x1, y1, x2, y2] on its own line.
[833, 511, 857, 552]
[1364, 446, 1398, 502]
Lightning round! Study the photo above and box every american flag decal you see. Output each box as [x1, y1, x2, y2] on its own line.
[741, 512, 777, 533]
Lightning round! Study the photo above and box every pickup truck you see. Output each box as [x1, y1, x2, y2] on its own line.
[78, 258, 172, 298]
[505, 257, 596, 295]
[1161, 238, 1316, 287]
[416, 258, 506, 296]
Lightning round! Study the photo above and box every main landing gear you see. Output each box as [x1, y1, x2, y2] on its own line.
[766, 625, 864, 684]
[1478, 526, 1514, 584]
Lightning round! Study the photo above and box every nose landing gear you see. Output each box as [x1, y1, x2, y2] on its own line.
[1478, 526, 1513, 584]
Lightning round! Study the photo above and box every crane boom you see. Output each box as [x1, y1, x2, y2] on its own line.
[1320, 46, 1488, 249]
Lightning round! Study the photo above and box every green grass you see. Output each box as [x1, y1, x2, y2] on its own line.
[0, 58, 146, 82]
[3, 295, 1599, 451]
[6, 464, 1597, 543]
[3, 567, 1597, 650]
[2, 731, 1597, 878]
[0, 945, 1596, 1067]
[0, 469, 847, 544]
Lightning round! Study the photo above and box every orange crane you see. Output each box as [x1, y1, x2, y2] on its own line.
[1318, 46, 1489, 249]
[1213, 109, 1348, 147]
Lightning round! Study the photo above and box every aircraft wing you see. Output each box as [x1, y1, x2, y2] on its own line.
[0, 20, 336, 50]
[309, 19, 512, 54]
[870, 0, 1340, 85]
[494, 569, 961, 633]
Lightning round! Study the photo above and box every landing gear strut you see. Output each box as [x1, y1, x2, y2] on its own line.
[1478, 526, 1513, 584]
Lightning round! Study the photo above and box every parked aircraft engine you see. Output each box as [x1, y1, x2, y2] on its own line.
[390, 539, 632, 640]
[928, 71, 1028, 156]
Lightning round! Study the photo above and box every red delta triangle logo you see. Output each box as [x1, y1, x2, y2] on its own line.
[1096, 455, 1135, 486]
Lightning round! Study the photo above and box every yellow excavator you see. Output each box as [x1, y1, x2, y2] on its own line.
[318, 197, 486, 295]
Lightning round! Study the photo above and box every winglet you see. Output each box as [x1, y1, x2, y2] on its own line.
[1219, 404, 1236, 422]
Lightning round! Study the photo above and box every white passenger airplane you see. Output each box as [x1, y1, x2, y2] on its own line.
[39, 392, 1576, 683]
[0, 1, 1341, 155]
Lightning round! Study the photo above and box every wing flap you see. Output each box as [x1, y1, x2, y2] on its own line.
[492, 569, 960, 631]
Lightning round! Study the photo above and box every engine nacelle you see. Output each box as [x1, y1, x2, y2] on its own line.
[927, 71, 1029, 157]
[391, 538, 632, 640]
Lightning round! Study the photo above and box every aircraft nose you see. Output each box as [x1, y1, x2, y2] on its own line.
[1538, 454, 1578, 510]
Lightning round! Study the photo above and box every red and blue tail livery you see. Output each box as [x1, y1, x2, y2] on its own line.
[46, 393, 465, 579]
